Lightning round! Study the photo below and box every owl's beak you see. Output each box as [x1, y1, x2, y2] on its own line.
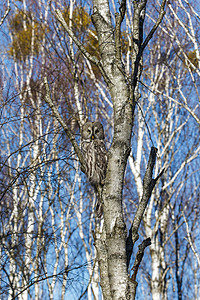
[92, 135, 95, 139]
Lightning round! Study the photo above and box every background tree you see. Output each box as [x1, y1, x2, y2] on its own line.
[0, 0, 199, 299]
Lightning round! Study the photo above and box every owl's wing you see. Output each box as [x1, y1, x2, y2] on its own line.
[94, 140, 107, 178]
[81, 140, 90, 153]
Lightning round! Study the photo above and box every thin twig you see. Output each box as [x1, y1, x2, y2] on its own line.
[0, 0, 10, 26]
[136, 101, 155, 147]
[54, 9, 112, 86]
[55, 9, 98, 65]
[142, 0, 167, 51]
[182, 211, 200, 267]
[44, 77, 86, 172]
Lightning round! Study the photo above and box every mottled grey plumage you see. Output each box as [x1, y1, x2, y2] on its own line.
[81, 121, 107, 187]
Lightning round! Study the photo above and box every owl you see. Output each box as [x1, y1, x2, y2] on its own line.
[81, 121, 107, 187]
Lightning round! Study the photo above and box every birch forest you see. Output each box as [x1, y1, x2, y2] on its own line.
[0, 0, 199, 299]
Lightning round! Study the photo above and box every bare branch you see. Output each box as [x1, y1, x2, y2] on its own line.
[54, 9, 112, 86]
[44, 77, 86, 172]
[55, 9, 97, 65]
[12, 266, 74, 300]
[115, 0, 126, 61]
[0, 0, 10, 26]
[139, 79, 200, 125]
[182, 211, 200, 267]
[142, 0, 167, 51]
[131, 237, 151, 281]
[126, 147, 164, 267]
[131, 0, 147, 88]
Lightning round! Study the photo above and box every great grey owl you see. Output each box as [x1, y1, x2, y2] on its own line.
[81, 121, 107, 187]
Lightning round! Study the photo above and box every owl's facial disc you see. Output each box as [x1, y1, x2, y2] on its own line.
[86, 128, 92, 139]
[93, 127, 99, 138]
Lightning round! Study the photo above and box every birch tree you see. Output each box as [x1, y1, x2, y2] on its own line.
[46, 1, 167, 299]
[128, 1, 200, 298]
[1, 0, 200, 299]
[0, 0, 108, 298]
